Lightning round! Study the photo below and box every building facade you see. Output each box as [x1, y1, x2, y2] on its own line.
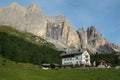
[60, 50, 91, 67]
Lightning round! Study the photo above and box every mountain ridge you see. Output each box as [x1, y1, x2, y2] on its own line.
[0, 3, 120, 53]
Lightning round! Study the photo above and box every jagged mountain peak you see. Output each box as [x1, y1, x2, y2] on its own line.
[87, 26, 96, 31]
[8, 2, 20, 8]
[87, 26, 97, 35]
[0, 3, 120, 54]
[87, 25, 101, 39]
[6, 2, 25, 13]
[27, 3, 40, 12]
[77, 26, 120, 53]
[28, 3, 38, 7]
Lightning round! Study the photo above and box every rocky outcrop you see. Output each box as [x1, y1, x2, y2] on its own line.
[87, 26, 106, 52]
[46, 15, 80, 49]
[0, 3, 120, 53]
[77, 26, 120, 53]
[77, 27, 87, 49]
[0, 3, 47, 37]
[0, 3, 80, 50]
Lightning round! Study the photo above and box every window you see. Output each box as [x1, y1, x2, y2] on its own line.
[76, 57, 78, 60]
[85, 55, 88, 58]
[70, 58, 72, 60]
[76, 61, 78, 64]
[70, 62, 72, 64]
[85, 59, 88, 62]
[64, 58, 66, 61]
[67, 58, 69, 61]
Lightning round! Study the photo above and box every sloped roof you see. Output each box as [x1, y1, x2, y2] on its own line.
[42, 63, 50, 67]
[60, 51, 82, 57]
[60, 49, 91, 57]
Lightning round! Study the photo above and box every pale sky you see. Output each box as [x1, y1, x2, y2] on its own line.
[0, 0, 120, 46]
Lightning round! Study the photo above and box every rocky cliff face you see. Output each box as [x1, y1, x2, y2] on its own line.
[46, 15, 80, 49]
[0, 3, 120, 53]
[87, 26, 106, 52]
[0, 3, 80, 50]
[0, 3, 47, 37]
[77, 26, 120, 53]
[77, 27, 88, 49]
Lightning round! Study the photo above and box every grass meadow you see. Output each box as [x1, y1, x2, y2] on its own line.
[0, 57, 120, 80]
[0, 67, 120, 80]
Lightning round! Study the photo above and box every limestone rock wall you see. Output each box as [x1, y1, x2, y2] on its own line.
[47, 15, 80, 49]
[77, 28, 87, 49]
[0, 3, 120, 53]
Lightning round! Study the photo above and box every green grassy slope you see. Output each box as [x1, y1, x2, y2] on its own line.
[0, 56, 119, 80]
[0, 25, 120, 80]
[0, 67, 120, 80]
[0, 25, 62, 65]
[0, 56, 39, 69]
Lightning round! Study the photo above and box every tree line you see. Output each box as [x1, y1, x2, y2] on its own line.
[0, 32, 62, 65]
[91, 53, 120, 67]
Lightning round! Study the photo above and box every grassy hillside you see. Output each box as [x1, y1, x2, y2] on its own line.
[0, 56, 39, 69]
[0, 67, 120, 80]
[0, 25, 62, 65]
[0, 56, 120, 80]
[0, 25, 120, 80]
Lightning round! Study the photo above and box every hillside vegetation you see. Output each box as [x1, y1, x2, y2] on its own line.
[0, 25, 62, 65]
[91, 53, 120, 66]
[0, 66, 120, 80]
[0, 55, 120, 80]
[0, 56, 39, 69]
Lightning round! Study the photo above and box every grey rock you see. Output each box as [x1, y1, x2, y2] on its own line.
[0, 3, 80, 50]
[77, 26, 120, 53]
[77, 27, 87, 49]
[0, 3, 120, 53]
[47, 15, 80, 50]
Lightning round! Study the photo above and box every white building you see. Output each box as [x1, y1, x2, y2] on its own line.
[60, 49, 91, 67]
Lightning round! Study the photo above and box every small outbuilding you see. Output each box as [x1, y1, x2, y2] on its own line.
[98, 59, 111, 68]
[42, 63, 50, 70]
[42, 63, 60, 70]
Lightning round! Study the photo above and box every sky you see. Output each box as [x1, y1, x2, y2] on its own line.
[0, 0, 120, 46]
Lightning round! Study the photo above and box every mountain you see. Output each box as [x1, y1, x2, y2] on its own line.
[77, 26, 120, 53]
[0, 3, 47, 37]
[47, 15, 80, 50]
[0, 3, 79, 50]
[0, 3, 120, 53]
